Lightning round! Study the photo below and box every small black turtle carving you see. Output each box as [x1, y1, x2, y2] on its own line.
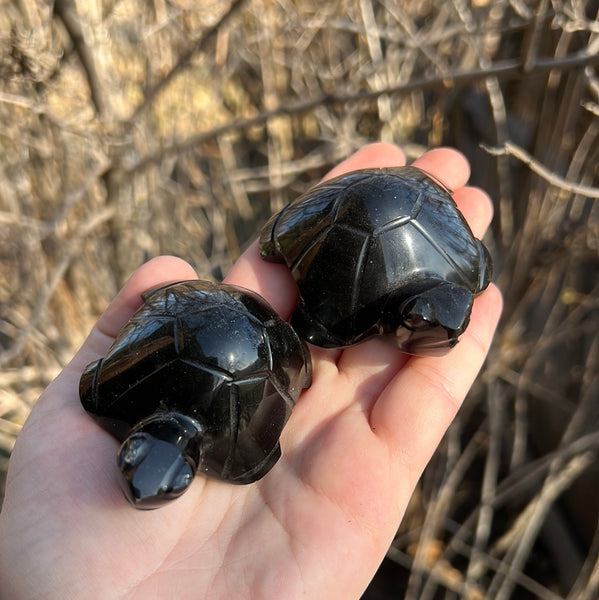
[260, 166, 492, 354]
[79, 280, 312, 509]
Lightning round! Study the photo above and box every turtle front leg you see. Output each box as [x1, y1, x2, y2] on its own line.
[258, 211, 286, 262]
[290, 298, 349, 348]
[394, 282, 474, 356]
[117, 412, 202, 509]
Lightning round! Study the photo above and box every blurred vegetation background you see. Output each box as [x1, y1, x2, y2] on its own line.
[1, 0, 598, 598]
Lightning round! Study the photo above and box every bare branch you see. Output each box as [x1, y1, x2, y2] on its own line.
[131, 0, 250, 120]
[483, 141, 599, 198]
[0, 205, 115, 368]
[53, 0, 108, 116]
[126, 50, 599, 176]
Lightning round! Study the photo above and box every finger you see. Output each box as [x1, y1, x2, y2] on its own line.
[370, 284, 503, 486]
[33, 256, 197, 420]
[452, 186, 494, 239]
[336, 338, 411, 410]
[411, 147, 470, 190]
[75, 256, 197, 368]
[410, 148, 493, 237]
[225, 240, 299, 320]
[323, 142, 406, 181]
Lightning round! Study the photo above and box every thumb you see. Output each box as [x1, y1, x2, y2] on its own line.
[71, 256, 197, 373]
[29, 256, 197, 420]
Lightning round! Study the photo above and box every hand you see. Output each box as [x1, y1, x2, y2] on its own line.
[0, 144, 502, 600]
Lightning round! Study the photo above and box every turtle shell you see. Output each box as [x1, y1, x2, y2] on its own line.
[260, 166, 492, 354]
[79, 280, 312, 498]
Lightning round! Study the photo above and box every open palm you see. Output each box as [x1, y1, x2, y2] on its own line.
[0, 144, 502, 600]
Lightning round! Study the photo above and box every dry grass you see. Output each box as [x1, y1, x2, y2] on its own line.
[1, 0, 598, 597]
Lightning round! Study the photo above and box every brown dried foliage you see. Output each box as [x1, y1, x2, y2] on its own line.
[0, 1, 598, 598]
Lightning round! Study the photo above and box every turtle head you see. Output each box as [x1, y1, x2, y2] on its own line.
[117, 412, 202, 510]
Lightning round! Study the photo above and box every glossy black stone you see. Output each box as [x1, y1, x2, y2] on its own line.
[260, 166, 492, 354]
[79, 280, 312, 509]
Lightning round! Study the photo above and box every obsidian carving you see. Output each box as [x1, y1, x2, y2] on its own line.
[79, 280, 312, 509]
[260, 166, 492, 354]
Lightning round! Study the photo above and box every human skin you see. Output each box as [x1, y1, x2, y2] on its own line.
[0, 144, 502, 600]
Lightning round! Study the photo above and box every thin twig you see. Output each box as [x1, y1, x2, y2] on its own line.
[131, 0, 250, 120]
[125, 50, 599, 176]
[54, 0, 108, 115]
[0, 206, 116, 368]
[490, 453, 596, 600]
[483, 141, 599, 198]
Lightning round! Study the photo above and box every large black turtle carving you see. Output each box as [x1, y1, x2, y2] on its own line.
[79, 280, 312, 509]
[260, 166, 492, 355]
